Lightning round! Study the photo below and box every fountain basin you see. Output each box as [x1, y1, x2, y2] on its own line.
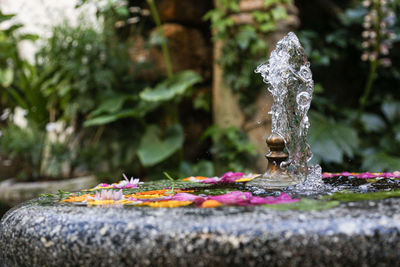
[1, 176, 400, 266]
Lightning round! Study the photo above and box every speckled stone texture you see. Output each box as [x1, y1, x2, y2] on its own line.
[1, 199, 400, 266]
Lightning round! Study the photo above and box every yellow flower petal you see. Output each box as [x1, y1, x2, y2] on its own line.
[115, 199, 135, 204]
[141, 200, 192, 208]
[88, 200, 115, 205]
[88, 186, 114, 191]
[235, 178, 252, 182]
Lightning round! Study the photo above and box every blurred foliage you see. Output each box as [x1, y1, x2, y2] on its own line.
[1, 0, 400, 182]
[308, 111, 359, 165]
[35, 23, 136, 125]
[0, 2, 211, 181]
[204, 0, 291, 110]
[0, 11, 43, 122]
[300, 0, 400, 172]
[203, 126, 257, 173]
[0, 122, 44, 179]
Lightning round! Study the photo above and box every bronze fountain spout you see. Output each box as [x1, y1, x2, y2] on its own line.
[247, 133, 299, 189]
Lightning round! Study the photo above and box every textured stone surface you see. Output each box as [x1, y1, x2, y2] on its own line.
[2, 198, 400, 266]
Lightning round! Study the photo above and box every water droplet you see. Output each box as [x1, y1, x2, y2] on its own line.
[296, 92, 311, 108]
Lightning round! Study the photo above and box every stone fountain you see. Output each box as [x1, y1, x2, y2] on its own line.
[2, 33, 400, 266]
[248, 32, 321, 190]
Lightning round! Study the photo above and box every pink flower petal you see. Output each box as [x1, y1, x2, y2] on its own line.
[199, 172, 245, 184]
[220, 172, 245, 183]
[113, 183, 139, 189]
[249, 193, 299, 205]
[355, 172, 375, 179]
[199, 178, 221, 184]
[208, 191, 252, 205]
[173, 193, 204, 202]
[382, 172, 394, 178]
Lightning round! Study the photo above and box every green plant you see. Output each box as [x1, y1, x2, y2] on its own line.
[179, 160, 214, 178]
[204, 0, 291, 108]
[300, 0, 400, 172]
[357, 0, 396, 121]
[0, 11, 95, 181]
[0, 122, 44, 180]
[0, 10, 41, 118]
[203, 126, 257, 173]
[75, 2, 204, 175]
[358, 99, 400, 171]
[308, 111, 359, 166]
[163, 172, 178, 194]
[35, 22, 131, 125]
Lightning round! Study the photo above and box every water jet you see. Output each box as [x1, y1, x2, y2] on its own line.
[248, 32, 320, 189]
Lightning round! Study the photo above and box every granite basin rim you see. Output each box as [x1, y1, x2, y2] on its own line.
[1, 198, 400, 266]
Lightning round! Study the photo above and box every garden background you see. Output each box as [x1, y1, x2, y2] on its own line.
[0, 0, 399, 211]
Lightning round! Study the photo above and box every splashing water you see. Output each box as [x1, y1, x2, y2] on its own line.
[255, 32, 325, 191]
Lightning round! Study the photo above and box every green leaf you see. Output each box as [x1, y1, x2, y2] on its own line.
[325, 30, 347, 48]
[193, 91, 210, 112]
[4, 24, 23, 34]
[140, 71, 202, 102]
[6, 87, 28, 109]
[360, 113, 386, 133]
[309, 112, 359, 163]
[394, 125, 400, 142]
[236, 28, 257, 50]
[116, 7, 129, 17]
[259, 22, 276, 33]
[19, 34, 39, 41]
[85, 100, 158, 127]
[179, 160, 214, 177]
[264, 0, 281, 6]
[338, 7, 366, 26]
[84, 109, 136, 126]
[0, 68, 13, 87]
[0, 12, 15, 23]
[137, 124, 184, 167]
[90, 95, 130, 117]
[321, 190, 400, 202]
[149, 31, 166, 46]
[267, 199, 340, 211]
[270, 6, 287, 20]
[382, 101, 400, 123]
[361, 152, 400, 172]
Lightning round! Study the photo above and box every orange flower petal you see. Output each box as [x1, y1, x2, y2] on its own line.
[182, 176, 209, 181]
[141, 200, 192, 208]
[201, 200, 221, 208]
[61, 194, 94, 202]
